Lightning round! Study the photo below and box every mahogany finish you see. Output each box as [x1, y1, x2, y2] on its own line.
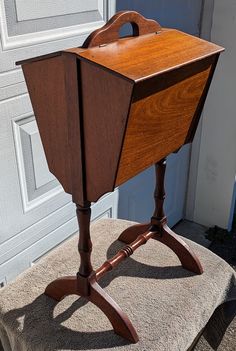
[82, 10, 161, 48]
[79, 28, 222, 82]
[116, 57, 215, 184]
[80, 60, 133, 201]
[17, 11, 223, 344]
[96, 229, 155, 281]
[22, 56, 73, 196]
[118, 159, 203, 275]
[45, 273, 139, 343]
[18, 13, 223, 202]
[77, 204, 93, 277]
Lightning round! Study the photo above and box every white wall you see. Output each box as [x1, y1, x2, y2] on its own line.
[192, 0, 236, 230]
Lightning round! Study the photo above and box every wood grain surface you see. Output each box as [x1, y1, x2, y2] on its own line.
[78, 29, 223, 82]
[115, 57, 214, 185]
[80, 60, 133, 202]
[22, 55, 73, 196]
[82, 10, 161, 48]
[62, 53, 85, 204]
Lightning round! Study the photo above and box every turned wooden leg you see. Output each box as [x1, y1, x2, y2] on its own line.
[45, 202, 139, 343]
[119, 158, 203, 274]
[45, 202, 93, 301]
[76, 203, 93, 277]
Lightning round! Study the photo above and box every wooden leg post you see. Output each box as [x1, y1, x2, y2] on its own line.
[119, 158, 203, 274]
[45, 202, 139, 343]
[152, 158, 166, 224]
[77, 204, 93, 277]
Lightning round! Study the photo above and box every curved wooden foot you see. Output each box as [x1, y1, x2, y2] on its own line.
[45, 275, 138, 343]
[153, 224, 204, 274]
[118, 223, 150, 244]
[118, 222, 203, 275]
[89, 275, 139, 343]
[45, 276, 79, 301]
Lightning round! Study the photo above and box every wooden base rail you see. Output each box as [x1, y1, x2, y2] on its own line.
[45, 159, 203, 344]
[96, 229, 156, 281]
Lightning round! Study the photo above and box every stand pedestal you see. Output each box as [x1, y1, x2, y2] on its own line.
[118, 158, 203, 274]
[45, 158, 203, 343]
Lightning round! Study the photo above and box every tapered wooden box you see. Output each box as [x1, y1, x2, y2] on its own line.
[18, 12, 223, 206]
[17, 11, 224, 344]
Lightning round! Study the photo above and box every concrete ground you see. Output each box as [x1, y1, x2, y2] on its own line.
[173, 220, 210, 248]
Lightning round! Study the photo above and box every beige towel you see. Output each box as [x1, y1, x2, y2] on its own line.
[0, 219, 235, 351]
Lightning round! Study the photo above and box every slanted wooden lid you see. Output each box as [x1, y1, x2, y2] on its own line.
[17, 10, 224, 83]
[69, 29, 224, 83]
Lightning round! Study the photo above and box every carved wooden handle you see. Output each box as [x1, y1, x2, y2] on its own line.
[82, 11, 161, 48]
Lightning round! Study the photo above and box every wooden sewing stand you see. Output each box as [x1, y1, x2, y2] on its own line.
[17, 11, 224, 343]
